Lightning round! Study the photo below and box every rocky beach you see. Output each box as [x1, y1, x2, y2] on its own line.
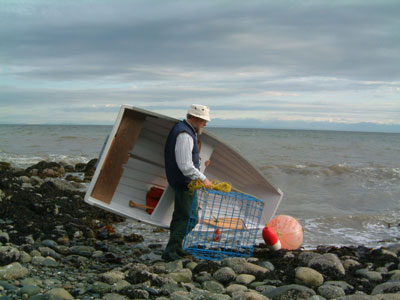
[1, 161, 400, 300]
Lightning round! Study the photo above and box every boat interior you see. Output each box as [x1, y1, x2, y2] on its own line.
[85, 105, 282, 228]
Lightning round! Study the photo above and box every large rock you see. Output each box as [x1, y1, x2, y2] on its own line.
[46, 287, 74, 299]
[0, 232, 10, 244]
[202, 280, 225, 293]
[226, 284, 248, 296]
[0, 246, 20, 265]
[317, 284, 346, 299]
[231, 290, 270, 300]
[100, 271, 125, 284]
[84, 158, 98, 177]
[262, 284, 316, 299]
[324, 281, 355, 294]
[44, 178, 84, 191]
[225, 258, 269, 277]
[295, 267, 324, 288]
[371, 281, 400, 295]
[308, 253, 345, 279]
[168, 268, 193, 283]
[213, 267, 236, 284]
[235, 274, 256, 285]
[25, 161, 65, 178]
[0, 262, 28, 280]
[355, 269, 383, 282]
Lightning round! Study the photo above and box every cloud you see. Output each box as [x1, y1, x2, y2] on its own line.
[0, 0, 399, 129]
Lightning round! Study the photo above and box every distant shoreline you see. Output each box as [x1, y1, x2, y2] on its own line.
[1, 123, 399, 134]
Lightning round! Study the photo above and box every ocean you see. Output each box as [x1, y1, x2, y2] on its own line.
[1, 124, 399, 249]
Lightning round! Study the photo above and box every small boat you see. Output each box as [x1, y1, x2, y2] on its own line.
[84, 105, 283, 228]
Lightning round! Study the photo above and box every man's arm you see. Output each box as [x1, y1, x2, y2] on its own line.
[175, 133, 212, 188]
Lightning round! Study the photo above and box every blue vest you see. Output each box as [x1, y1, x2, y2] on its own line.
[165, 120, 200, 189]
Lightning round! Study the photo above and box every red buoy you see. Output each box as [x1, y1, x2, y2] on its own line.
[213, 228, 221, 242]
[262, 226, 281, 250]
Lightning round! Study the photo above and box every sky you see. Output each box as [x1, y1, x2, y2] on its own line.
[1, 0, 400, 132]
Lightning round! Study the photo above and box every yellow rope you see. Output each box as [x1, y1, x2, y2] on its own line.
[188, 179, 232, 193]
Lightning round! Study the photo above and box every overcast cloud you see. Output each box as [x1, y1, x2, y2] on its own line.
[1, 0, 399, 131]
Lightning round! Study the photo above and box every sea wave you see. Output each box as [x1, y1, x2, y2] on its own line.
[261, 163, 400, 181]
[300, 212, 400, 248]
[0, 152, 94, 168]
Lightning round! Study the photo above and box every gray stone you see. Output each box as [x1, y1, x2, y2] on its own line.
[203, 292, 230, 300]
[202, 280, 225, 293]
[29, 295, 65, 300]
[46, 287, 74, 299]
[226, 283, 248, 296]
[170, 290, 192, 300]
[19, 251, 32, 264]
[45, 178, 83, 191]
[372, 281, 400, 295]
[235, 274, 256, 285]
[389, 270, 400, 281]
[0, 232, 9, 244]
[18, 285, 41, 297]
[257, 260, 275, 272]
[100, 271, 125, 284]
[255, 284, 276, 294]
[0, 279, 18, 291]
[168, 268, 192, 283]
[298, 251, 321, 265]
[295, 267, 324, 288]
[41, 240, 58, 249]
[213, 267, 236, 284]
[41, 257, 59, 267]
[263, 284, 316, 299]
[38, 247, 61, 260]
[160, 282, 186, 296]
[165, 260, 184, 272]
[0, 246, 20, 265]
[335, 294, 383, 300]
[318, 284, 345, 299]
[194, 271, 214, 284]
[31, 256, 46, 265]
[21, 182, 33, 189]
[308, 253, 345, 278]
[120, 286, 149, 299]
[307, 296, 327, 300]
[69, 245, 95, 257]
[90, 281, 112, 294]
[355, 269, 383, 282]
[30, 176, 44, 186]
[185, 261, 197, 271]
[343, 259, 361, 270]
[21, 277, 42, 287]
[231, 290, 269, 300]
[231, 261, 269, 276]
[324, 281, 354, 294]
[0, 262, 28, 280]
[111, 280, 131, 293]
[102, 293, 129, 300]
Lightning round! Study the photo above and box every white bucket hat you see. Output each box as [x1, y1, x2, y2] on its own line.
[187, 104, 211, 122]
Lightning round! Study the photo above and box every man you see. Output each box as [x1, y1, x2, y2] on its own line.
[162, 104, 213, 261]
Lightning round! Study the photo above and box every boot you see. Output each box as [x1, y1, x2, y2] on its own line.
[162, 238, 182, 261]
[161, 250, 181, 262]
[176, 247, 192, 257]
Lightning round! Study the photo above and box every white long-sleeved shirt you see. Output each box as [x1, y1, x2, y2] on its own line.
[175, 132, 206, 182]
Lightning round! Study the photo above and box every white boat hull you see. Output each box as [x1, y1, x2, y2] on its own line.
[84, 105, 283, 228]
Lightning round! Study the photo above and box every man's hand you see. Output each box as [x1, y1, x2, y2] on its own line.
[202, 177, 213, 189]
[205, 160, 211, 167]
